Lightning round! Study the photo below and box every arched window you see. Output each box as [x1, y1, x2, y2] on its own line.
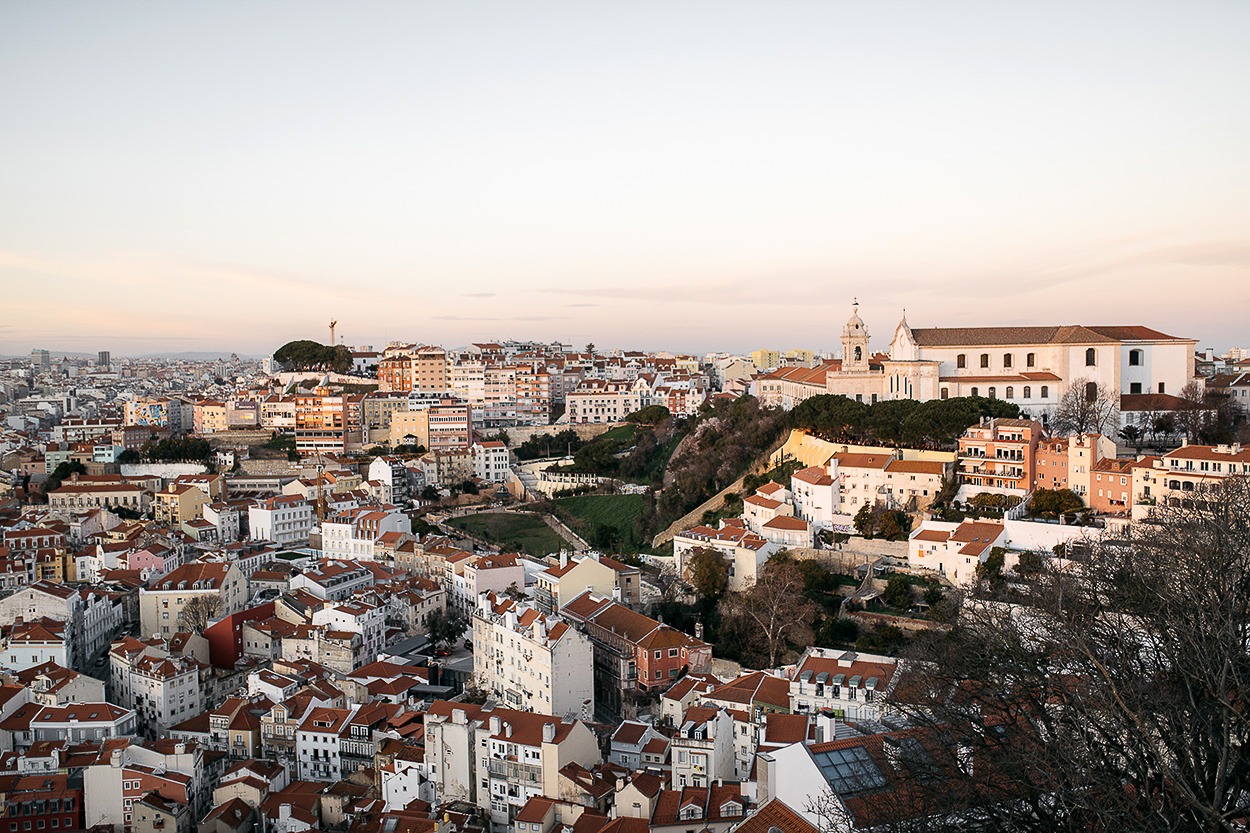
[1085, 348, 1096, 366]
[1040, 385, 1049, 399]
[970, 387, 979, 397]
[988, 387, 997, 399]
[1003, 354, 1013, 368]
[854, 346, 862, 361]
[1023, 386, 1031, 399]
[1026, 353, 1036, 368]
[1129, 349, 1142, 366]
[956, 354, 966, 369]
[1085, 381, 1098, 401]
[980, 353, 990, 368]
[1005, 386, 1014, 399]
[940, 388, 949, 400]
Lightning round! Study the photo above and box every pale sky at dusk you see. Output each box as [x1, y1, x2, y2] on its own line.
[2, 1, 1247, 357]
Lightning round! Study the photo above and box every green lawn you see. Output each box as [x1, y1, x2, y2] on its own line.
[554, 494, 648, 552]
[446, 513, 566, 557]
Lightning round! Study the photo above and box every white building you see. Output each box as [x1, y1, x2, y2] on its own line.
[320, 507, 411, 561]
[757, 305, 1198, 423]
[139, 561, 247, 639]
[311, 599, 385, 664]
[472, 592, 595, 719]
[295, 706, 352, 781]
[109, 636, 204, 736]
[288, 559, 375, 601]
[472, 441, 511, 483]
[367, 456, 411, 503]
[248, 495, 315, 546]
[788, 647, 899, 721]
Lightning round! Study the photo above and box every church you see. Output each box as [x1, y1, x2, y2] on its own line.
[756, 303, 1197, 420]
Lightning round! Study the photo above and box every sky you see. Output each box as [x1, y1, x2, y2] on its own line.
[1, 1, 1248, 357]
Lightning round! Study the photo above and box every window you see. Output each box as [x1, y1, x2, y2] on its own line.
[1085, 348, 1096, 366]
[940, 388, 949, 400]
[1085, 382, 1098, 402]
[1023, 386, 1031, 399]
[1130, 382, 1142, 394]
[1003, 354, 1013, 368]
[988, 387, 996, 399]
[1159, 382, 1166, 394]
[1041, 385, 1049, 399]
[1026, 352, 1036, 368]
[970, 387, 979, 397]
[1005, 386, 1014, 399]
[956, 354, 966, 369]
[1129, 349, 1142, 366]
[854, 346, 862, 361]
[980, 353, 990, 368]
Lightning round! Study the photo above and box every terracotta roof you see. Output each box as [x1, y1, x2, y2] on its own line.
[730, 798, 818, 833]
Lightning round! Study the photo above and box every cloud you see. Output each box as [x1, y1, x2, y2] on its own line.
[432, 315, 569, 322]
[461, 292, 497, 298]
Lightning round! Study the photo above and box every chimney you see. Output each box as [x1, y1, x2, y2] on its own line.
[452, 708, 467, 725]
[815, 709, 837, 743]
[490, 715, 501, 735]
[542, 722, 556, 744]
[504, 722, 513, 738]
[174, 742, 186, 754]
[110, 749, 122, 767]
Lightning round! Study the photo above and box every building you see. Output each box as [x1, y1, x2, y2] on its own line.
[668, 706, 736, 789]
[562, 592, 712, 721]
[472, 441, 511, 483]
[788, 647, 899, 721]
[1130, 441, 1250, 521]
[957, 417, 1045, 497]
[673, 524, 778, 592]
[140, 562, 247, 639]
[248, 495, 315, 547]
[109, 636, 204, 736]
[472, 592, 595, 719]
[756, 305, 1197, 422]
[533, 552, 641, 614]
[294, 387, 345, 457]
[1033, 433, 1117, 500]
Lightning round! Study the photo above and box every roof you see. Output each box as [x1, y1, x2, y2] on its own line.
[910, 324, 1188, 347]
[729, 798, 819, 833]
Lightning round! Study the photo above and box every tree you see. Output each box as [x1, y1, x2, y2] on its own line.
[177, 595, 221, 633]
[882, 574, 914, 609]
[116, 448, 141, 464]
[44, 461, 87, 495]
[1119, 424, 1145, 454]
[626, 404, 671, 425]
[426, 609, 468, 652]
[888, 477, 1250, 832]
[853, 503, 878, 538]
[719, 560, 818, 668]
[1051, 377, 1120, 436]
[686, 547, 729, 601]
[1030, 487, 1084, 518]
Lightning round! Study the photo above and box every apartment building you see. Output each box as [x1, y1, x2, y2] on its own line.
[423, 703, 601, 832]
[562, 592, 712, 722]
[957, 417, 1045, 496]
[294, 387, 345, 457]
[472, 441, 511, 483]
[788, 647, 899, 722]
[533, 552, 642, 614]
[109, 636, 204, 736]
[669, 707, 736, 789]
[248, 495, 314, 546]
[320, 507, 411, 561]
[1130, 441, 1250, 521]
[472, 592, 595, 719]
[446, 553, 527, 617]
[672, 524, 778, 593]
[288, 559, 375, 601]
[140, 562, 246, 638]
[566, 379, 644, 424]
[1033, 433, 1117, 499]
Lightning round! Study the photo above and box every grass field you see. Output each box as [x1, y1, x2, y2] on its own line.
[446, 513, 565, 557]
[554, 493, 647, 552]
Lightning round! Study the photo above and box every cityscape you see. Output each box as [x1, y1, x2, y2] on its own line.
[2, 3, 1248, 833]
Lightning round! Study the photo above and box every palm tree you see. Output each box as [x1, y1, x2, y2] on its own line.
[1119, 424, 1145, 454]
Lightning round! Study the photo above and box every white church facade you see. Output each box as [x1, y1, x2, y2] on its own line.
[756, 303, 1197, 421]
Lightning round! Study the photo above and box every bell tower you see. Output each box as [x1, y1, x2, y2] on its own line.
[841, 299, 870, 372]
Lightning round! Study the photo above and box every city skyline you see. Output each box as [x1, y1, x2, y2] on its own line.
[2, 1, 1248, 354]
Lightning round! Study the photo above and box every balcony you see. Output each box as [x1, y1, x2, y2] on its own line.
[486, 757, 542, 782]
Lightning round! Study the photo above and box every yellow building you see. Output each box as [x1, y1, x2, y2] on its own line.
[154, 483, 211, 529]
